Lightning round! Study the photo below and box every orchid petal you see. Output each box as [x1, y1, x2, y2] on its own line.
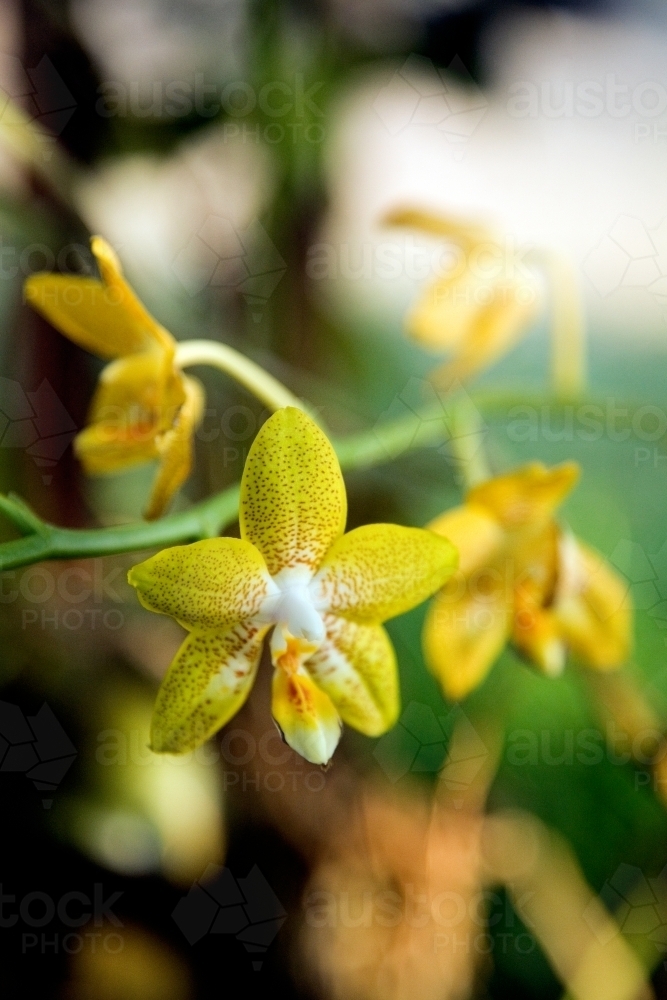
[73, 353, 185, 475]
[428, 503, 504, 577]
[313, 523, 457, 624]
[426, 277, 541, 387]
[144, 375, 204, 520]
[423, 581, 511, 701]
[305, 614, 399, 736]
[240, 406, 347, 575]
[150, 621, 268, 753]
[74, 422, 160, 474]
[467, 462, 579, 534]
[512, 590, 566, 678]
[24, 236, 172, 359]
[554, 537, 631, 670]
[272, 667, 341, 765]
[128, 536, 272, 630]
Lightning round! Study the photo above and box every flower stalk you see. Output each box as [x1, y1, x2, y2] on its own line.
[175, 340, 307, 414]
[0, 394, 472, 571]
[546, 253, 587, 399]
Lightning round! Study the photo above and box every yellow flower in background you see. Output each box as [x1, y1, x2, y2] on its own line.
[128, 407, 457, 765]
[384, 208, 542, 387]
[423, 462, 631, 701]
[24, 236, 203, 520]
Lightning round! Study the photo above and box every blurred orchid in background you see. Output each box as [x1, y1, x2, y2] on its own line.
[384, 207, 587, 396]
[25, 235, 204, 519]
[424, 462, 632, 700]
[384, 207, 542, 388]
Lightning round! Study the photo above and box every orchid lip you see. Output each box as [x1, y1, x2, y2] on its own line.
[256, 566, 326, 660]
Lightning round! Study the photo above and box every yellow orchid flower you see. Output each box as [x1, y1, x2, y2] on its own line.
[24, 236, 204, 520]
[128, 406, 458, 765]
[423, 462, 632, 701]
[384, 208, 542, 387]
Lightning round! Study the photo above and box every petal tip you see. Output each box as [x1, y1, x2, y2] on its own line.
[91, 234, 122, 274]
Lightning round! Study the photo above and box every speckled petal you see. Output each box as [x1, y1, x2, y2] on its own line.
[150, 621, 268, 753]
[312, 523, 458, 624]
[272, 667, 341, 765]
[128, 537, 272, 630]
[423, 582, 511, 701]
[239, 406, 347, 576]
[554, 537, 632, 670]
[143, 375, 204, 520]
[24, 235, 172, 359]
[467, 462, 580, 534]
[305, 614, 399, 736]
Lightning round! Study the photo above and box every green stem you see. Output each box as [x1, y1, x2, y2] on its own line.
[175, 340, 308, 414]
[0, 487, 240, 571]
[0, 397, 466, 571]
[539, 251, 587, 399]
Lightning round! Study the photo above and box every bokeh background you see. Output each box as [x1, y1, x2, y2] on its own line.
[3, 0, 667, 997]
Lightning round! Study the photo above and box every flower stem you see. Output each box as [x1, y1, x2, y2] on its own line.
[0, 395, 463, 570]
[175, 340, 307, 414]
[546, 253, 587, 399]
